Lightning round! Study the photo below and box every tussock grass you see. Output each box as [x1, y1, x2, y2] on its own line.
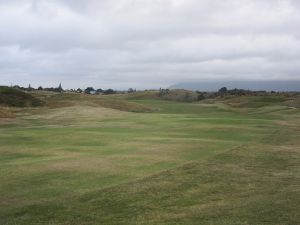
[0, 87, 43, 107]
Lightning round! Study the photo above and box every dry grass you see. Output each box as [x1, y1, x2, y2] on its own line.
[0, 107, 14, 118]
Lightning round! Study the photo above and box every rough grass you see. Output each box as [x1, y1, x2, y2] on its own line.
[126, 89, 199, 102]
[221, 95, 294, 108]
[44, 93, 153, 112]
[0, 107, 14, 118]
[0, 93, 299, 225]
[0, 87, 44, 107]
[91, 99, 154, 112]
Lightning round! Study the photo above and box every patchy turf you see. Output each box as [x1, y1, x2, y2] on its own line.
[0, 93, 299, 225]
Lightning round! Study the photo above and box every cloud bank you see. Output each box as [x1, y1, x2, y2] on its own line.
[1, 0, 300, 89]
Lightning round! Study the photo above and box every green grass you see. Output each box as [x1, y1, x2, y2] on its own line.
[0, 93, 299, 225]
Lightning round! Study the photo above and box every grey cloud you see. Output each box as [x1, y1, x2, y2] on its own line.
[0, 0, 300, 89]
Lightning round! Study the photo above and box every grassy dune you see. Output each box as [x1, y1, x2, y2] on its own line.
[0, 87, 43, 108]
[0, 92, 299, 224]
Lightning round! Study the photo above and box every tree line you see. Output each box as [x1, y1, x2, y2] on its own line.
[10, 83, 286, 100]
[10, 84, 138, 95]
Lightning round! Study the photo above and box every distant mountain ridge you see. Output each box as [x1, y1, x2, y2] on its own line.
[169, 80, 300, 92]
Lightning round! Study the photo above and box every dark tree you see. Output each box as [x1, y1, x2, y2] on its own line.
[96, 89, 103, 94]
[159, 88, 170, 96]
[84, 87, 95, 94]
[227, 88, 249, 96]
[37, 86, 43, 91]
[218, 87, 227, 96]
[103, 89, 115, 95]
[128, 88, 134, 93]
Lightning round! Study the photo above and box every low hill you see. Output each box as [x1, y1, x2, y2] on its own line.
[127, 89, 199, 102]
[170, 80, 300, 92]
[199, 94, 300, 110]
[0, 86, 44, 107]
[44, 93, 153, 113]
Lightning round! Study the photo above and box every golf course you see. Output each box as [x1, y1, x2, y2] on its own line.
[0, 89, 299, 225]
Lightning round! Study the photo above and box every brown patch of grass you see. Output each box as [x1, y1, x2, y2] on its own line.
[0, 107, 14, 118]
[283, 97, 300, 108]
[42, 93, 153, 112]
[91, 99, 154, 112]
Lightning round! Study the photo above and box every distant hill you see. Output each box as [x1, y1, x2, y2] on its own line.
[169, 80, 300, 92]
[0, 86, 44, 107]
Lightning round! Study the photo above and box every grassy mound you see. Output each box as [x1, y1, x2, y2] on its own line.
[222, 95, 292, 108]
[45, 93, 153, 112]
[0, 86, 44, 107]
[127, 89, 199, 102]
[283, 95, 300, 108]
[93, 99, 153, 112]
[44, 93, 78, 108]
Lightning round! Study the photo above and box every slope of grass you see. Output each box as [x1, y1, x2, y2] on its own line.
[0, 87, 43, 107]
[44, 93, 153, 112]
[0, 93, 299, 225]
[221, 95, 294, 108]
[126, 89, 199, 102]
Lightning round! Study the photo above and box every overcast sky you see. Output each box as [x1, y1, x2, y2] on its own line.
[1, 0, 300, 89]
